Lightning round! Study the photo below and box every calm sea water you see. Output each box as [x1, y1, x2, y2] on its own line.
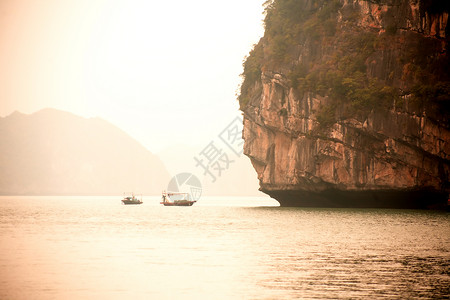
[0, 196, 449, 299]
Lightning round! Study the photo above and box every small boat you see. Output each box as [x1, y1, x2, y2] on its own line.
[161, 191, 196, 206]
[121, 193, 143, 205]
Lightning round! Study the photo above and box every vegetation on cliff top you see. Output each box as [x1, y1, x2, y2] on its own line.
[239, 0, 449, 126]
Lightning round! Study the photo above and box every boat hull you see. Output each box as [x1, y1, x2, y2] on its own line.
[160, 201, 195, 206]
[122, 200, 143, 205]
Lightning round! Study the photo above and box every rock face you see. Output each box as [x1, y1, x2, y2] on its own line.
[240, 0, 450, 208]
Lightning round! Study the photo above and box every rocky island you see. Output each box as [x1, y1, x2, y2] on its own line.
[239, 0, 449, 208]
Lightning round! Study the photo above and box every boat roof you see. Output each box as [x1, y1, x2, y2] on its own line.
[167, 192, 189, 195]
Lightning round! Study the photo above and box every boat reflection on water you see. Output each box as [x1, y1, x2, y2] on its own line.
[161, 191, 196, 206]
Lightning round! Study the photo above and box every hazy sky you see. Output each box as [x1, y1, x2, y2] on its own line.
[0, 0, 265, 153]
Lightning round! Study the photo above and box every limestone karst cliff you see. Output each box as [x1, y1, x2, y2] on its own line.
[239, 0, 449, 208]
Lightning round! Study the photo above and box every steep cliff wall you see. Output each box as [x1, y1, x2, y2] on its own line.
[239, 0, 450, 208]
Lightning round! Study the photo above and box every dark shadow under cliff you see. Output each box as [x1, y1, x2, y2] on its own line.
[265, 189, 449, 209]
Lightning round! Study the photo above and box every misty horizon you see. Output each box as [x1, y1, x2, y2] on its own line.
[0, 108, 262, 197]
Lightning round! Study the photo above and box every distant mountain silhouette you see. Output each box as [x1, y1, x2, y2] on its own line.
[0, 108, 170, 195]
